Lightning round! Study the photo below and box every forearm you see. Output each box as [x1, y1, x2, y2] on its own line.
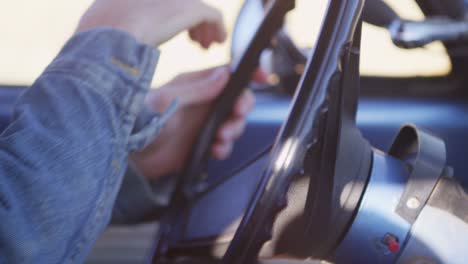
[0, 28, 163, 263]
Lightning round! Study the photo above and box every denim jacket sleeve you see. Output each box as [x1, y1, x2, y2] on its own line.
[0, 28, 171, 264]
[110, 106, 176, 225]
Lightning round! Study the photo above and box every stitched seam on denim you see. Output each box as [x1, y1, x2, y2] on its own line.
[39, 69, 130, 101]
[65, 147, 129, 263]
[48, 41, 158, 89]
[32, 73, 123, 263]
[44, 60, 147, 104]
[127, 100, 178, 151]
[26, 70, 123, 263]
[127, 46, 165, 151]
[51, 40, 155, 261]
[110, 57, 141, 77]
[45, 58, 147, 90]
[43, 61, 150, 130]
[58, 76, 144, 263]
[116, 84, 144, 151]
[118, 52, 154, 149]
[65, 149, 123, 264]
[67, 28, 158, 72]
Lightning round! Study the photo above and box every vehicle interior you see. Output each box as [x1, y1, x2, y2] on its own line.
[1, 0, 468, 263]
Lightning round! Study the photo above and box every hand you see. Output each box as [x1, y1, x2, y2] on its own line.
[76, 0, 226, 47]
[130, 66, 266, 180]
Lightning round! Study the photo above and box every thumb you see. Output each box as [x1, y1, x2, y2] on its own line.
[178, 66, 230, 105]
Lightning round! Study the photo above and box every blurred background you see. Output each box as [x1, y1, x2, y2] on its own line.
[0, 0, 451, 88]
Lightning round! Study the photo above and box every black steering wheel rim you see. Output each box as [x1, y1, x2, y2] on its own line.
[223, 0, 369, 262]
[152, 0, 371, 263]
[152, 0, 296, 260]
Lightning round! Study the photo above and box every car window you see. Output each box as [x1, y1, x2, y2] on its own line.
[0, 0, 241, 86]
[284, 0, 452, 77]
[360, 0, 451, 77]
[0, 0, 451, 87]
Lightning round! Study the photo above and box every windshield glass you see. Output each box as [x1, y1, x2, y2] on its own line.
[0, 0, 452, 87]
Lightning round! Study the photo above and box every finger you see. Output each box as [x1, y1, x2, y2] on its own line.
[212, 21, 227, 43]
[176, 66, 230, 105]
[178, 63, 229, 82]
[189, 27, 201, 44]
[252, 69, 269, 83]
[151, 66, 226, 106]
[217, 118, 246, 142]
[197, 22, 225, 49]
[144, 86, 169, 112]
[193, 23, 207, 49]
[234, 90, 256, 116]
[212, 141, 234, 160]
[207, 23, 221, 48]
[192, 2, 226, 44]
[189, 23, 215, 48]
[201, 23, 212, 49]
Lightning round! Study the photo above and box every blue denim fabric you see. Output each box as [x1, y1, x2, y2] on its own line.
[112, 164, 175, 225]
[0, 28, 173, 263]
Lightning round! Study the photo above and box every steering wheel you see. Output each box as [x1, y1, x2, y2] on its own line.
[151, 0, 371, 263]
